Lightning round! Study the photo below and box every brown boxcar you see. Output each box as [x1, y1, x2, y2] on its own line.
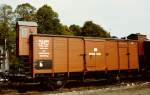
[16, 21, 37, 56]
[29, 34, 139, 78]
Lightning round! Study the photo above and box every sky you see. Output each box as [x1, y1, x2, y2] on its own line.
[0, 0, 150, 38]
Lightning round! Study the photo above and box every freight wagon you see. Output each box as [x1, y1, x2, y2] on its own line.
[5, 21, 150, 89]
[29, 35, 139, 80]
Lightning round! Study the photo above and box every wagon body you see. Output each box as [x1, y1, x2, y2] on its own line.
[29, 35, 139, 78]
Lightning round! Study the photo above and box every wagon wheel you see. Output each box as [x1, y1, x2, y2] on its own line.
[57, 79, 68, 90]
[47, 79, 67, 91]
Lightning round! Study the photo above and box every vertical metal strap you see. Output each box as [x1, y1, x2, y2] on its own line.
[52, 37, 54, 77]
[67, 38, 70, 77]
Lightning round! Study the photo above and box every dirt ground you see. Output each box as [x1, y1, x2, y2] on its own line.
[52, 83, 150, 95]
[0, 81, 150, 95]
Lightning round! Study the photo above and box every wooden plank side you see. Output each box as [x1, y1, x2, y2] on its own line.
[118, 41, 128, 70]
[85, 39, 106, 71]
[128, 41, 139, 69]
[106, 40, 118, 70]
[53, 37, 68, 72]
[68, 38, 84, 72]
[32, 36, 52, 74]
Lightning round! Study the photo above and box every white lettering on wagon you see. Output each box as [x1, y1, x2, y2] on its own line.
[89, 48, 101, 56]
[38, 40, 49, 58]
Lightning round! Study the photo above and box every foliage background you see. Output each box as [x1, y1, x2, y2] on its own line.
[0, 3, 111, 67]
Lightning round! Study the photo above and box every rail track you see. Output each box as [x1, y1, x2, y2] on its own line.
[0, 76, 149, 94]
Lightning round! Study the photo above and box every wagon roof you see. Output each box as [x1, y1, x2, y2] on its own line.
[30, 34, 83, 38]
[17, 21, 38, 27]
[30, 34, 137, 41]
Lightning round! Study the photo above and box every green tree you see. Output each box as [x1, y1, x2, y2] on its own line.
[0, 4, 12, 23]
[61, 25, 73, 35]
[111, 36, 118, 38]
[0, 4, 17, 70]
[36, 5, 62, 34]
[15, 3, 36, 21]
[0, 4, 13, 39]
[69, 24, 81, 36]
[81, 21, 110, 37]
